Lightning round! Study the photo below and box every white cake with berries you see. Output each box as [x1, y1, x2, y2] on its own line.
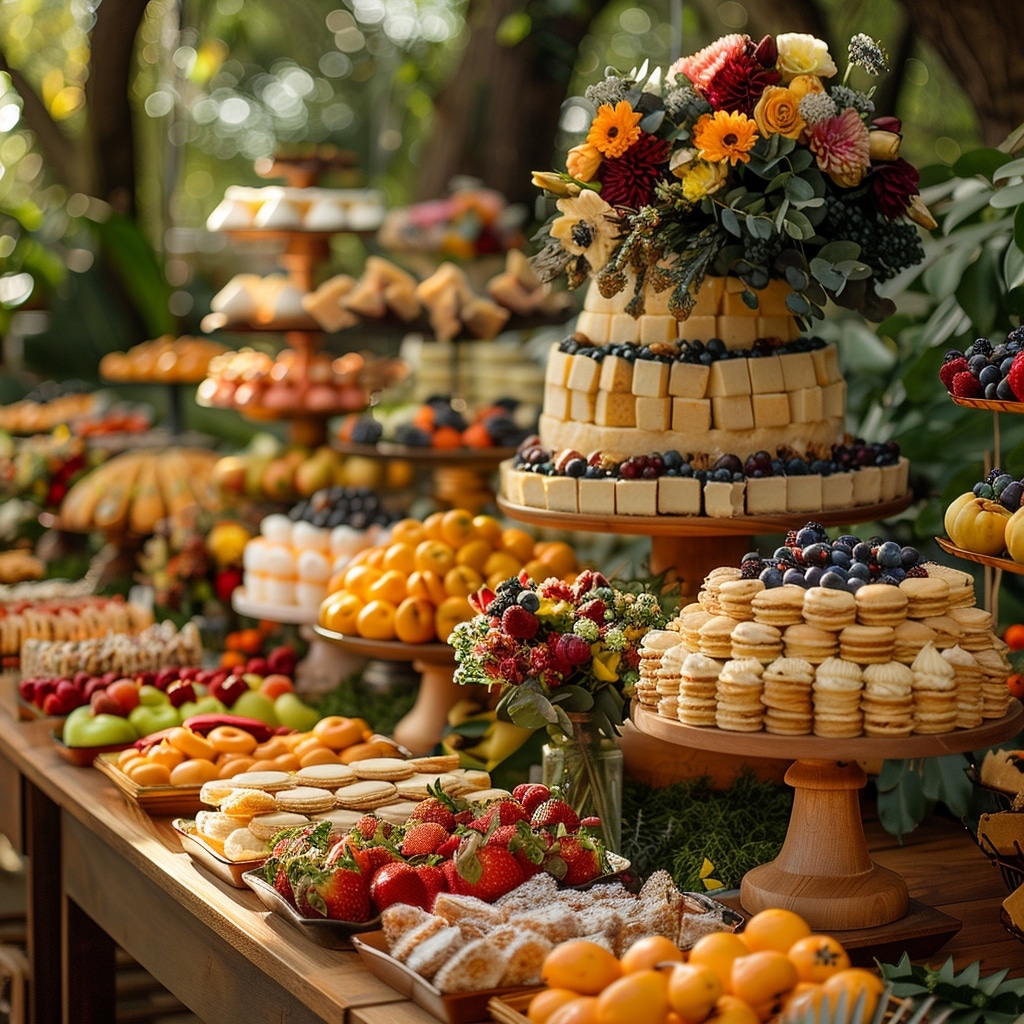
[502, 276, 909, 517]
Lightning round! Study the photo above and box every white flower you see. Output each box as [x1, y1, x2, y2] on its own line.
[775, 33, 838, 82]
[549, 190, 620, 271]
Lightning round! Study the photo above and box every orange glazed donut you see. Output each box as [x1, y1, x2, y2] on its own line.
[217, 756, 256, 779]
[207, 725, 258, 755]
[166, 726, 217, 761]
[251, 736, 291, 761]
[312, 715, 365, 751]
[125, 761, 172, 786]
[170, 758, 221, 786]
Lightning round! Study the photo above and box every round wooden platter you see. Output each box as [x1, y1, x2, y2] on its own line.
[949, 394, 1024, 414]
[311, 626, 455, 666]
[631, 699, 1023, 763]
[496, 493, 914, 538]
[935, 536, 1024, 576]
[632, 700, 1023, 932]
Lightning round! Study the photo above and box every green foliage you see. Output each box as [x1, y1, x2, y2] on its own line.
[620, 769, 791, 892]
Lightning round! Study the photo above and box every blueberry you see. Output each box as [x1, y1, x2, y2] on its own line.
[979, 364, 1001, 387]
[830, 549, 851, 569]
[899, 545, 921, 568]
[851, 541, 874, 564]
[517, 591, 540, 611]
[876, 541, 903, 568]
[783, 568, 809, 587]
[848, 561, 872, 581]
[820, 569, 848, 588]
[802, 542, 831, 566]
[846, 576, 865, 594]
[804, 566, 823, 587]
[759, 566, 784, 588]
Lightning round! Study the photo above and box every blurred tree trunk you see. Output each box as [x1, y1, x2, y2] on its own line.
[414, 0, 615, 207]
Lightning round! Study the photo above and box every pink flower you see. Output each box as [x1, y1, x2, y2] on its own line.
[870, 157, 920, 220]
[539, 579, 574, 601]
[670, 34, 749, 95]
[808, 108, 870, 187]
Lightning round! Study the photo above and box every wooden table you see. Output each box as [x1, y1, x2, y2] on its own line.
[0, 677, 1021, 1024]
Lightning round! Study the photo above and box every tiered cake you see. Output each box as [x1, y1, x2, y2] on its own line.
[501, 277, 908, 518]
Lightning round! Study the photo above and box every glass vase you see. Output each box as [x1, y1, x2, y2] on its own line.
[541, 713, 623, 853]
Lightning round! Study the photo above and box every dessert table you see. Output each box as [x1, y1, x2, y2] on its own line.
[0, 672, 1021, 1024]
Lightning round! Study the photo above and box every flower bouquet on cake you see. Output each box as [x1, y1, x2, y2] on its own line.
[531, 30, 935, 324]
[448, 569, 668, 850]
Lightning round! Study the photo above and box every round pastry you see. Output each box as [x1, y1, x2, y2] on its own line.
[349, 757, 416, 782]
[222, 827, 269, 862]
[199, 779, 240, 808]
[801, 587, 857, 632]
[854, 583, 909, 627]
[838, 625, 896, 664]
[226, 770, 297, 793]
[698, 615, 741, 660]
[751, 585, 807, 627]
[892, 620, 938, 664]
[716, 579, 766, 621]
[898, 577, 950, 618]
[729, 621, 783, 663]
[781, 623, 839, 664]
[247, 811, 310, 842]
[333, 779, 399, 809]
[295, 763, 358, 789]
[275, 785, 338, 815]
[195, 810, 243, 843]
[219, 787, 279, 818]
[207, 726, 259, 756]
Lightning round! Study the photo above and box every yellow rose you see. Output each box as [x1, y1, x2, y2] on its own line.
[868, 130, 902, 162]
[787, 74, 825, 101]
[775, 33, 837, 81]
[753, 86, 806, 140]
[566, 142, 602, 182]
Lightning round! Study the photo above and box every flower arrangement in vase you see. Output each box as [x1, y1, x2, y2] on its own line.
[448, 568, 668, 850]
[531, 31, 935, 325]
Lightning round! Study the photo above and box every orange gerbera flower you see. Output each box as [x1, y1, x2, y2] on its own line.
[587, 101, 642, 159]
[693, 110, 759, 166]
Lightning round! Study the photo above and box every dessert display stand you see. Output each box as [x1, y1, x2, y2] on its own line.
[633, 701, 1022, 951]
[497, 495, 914, 598]
[231, 589, 364, 695]
[313, 627, 459, 755]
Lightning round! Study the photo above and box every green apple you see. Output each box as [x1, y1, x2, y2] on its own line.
[242, 673, 264, 690]
[178, 696, 228, 720]
[63, 706, 139, 748]
[229, 689, 279, 726]
[138, 685, 170, 707]
[273, 692, 321, 732]
[127, 702, 181, 739]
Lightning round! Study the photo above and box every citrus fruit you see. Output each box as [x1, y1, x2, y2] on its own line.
[594, 969, 670, 1024]
[687, 931, 750, 991]
[528, 988, 584, 1024]
[787, 934, 851, 984]
[741, 908, 811, 954]
[619, 935, 684, 974]
[819, 968, 886, 1022]
[541, 939, 622, 996]
[730, 950, 799, 1021]
[666, 962, 723, 1023]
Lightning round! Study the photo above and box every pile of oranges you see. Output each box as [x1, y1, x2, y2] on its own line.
[317, 508, 579, 644]
[527, 908, 885, 1024]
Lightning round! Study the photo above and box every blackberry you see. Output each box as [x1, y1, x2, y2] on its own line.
[970, 337, 994, 357]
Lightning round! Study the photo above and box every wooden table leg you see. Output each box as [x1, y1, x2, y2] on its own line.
[65, 898, 116, 1024]
[650, 534, 754, 600]
[23, 780, 62, 1024]
[740, 759, 909, 931]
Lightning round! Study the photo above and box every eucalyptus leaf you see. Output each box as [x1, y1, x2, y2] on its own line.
[550, 684, 595, 712]
[818, 240, 862, 263]
[784, 175, 816, 202]
[989, 181, 1024, 209]
[720, 207, 741, 237]
[992, 156, 1024, 182]
[746, 214, 773, 240]
[785, 291, 811, 316]
[639, 109, 665, 135]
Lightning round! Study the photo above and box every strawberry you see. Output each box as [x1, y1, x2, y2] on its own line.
[369, 861, 430, 912]
[485, 824, 520, 848]
[1008, 352, 1024, 401]
[452, 844, 525, 902]
[486, 821, 550, 878]
[292, 852, 373, 922]
[469, 798, 528, 833]
[353, 813, 391, 841]
[501, 604, 539, 639]
[262, 821, 331, 905]
[400, 821, 449, 857]
[951, 370, 983, 399]
[326, 835, 397, 877]
[580, 816, 602, 830]
[531, 798, 580, 833]
[547, 834, 603, 886]
[407, 796, 456, 833]
[938, 356, 969, 391]
[512, 783, 551, 815]
[435, 833, 461, 859]
[415, 863, 448, 909]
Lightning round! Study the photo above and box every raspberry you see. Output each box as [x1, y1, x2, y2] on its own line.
[501, 605, 539, 639]
[951, 371, 984, 399]
[938, 356, 969, 392]
[1007, 352, 1024, 402]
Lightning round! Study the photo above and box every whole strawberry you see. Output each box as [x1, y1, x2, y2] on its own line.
[501, 604, 539, 639]
[407, 795, 456, 833]
[451, 844, 525, 902]
[292, 852, 372, 922]
[531, 797, 581, 834]
[369, 861, 430, 912]
[353, 814, 392, 842]
[469, 797, 528, 833]
[547, 834, 604, 886]
[262, 820, 332, 905]
[1008, 352, 1024, 402]
[512, 783, 551, 815]
[415, 863, 448, 910]
[400, 821, 450, 857]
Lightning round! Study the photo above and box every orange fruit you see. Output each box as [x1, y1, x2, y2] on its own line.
[414, 539, 456, 577]
[394, 596, 437, 644]
[666, 962, 723, 1023]
[537, 540, 578, 578]
[786, 935, 851, 984]
[528, 988, 585, 1024]
[501, 526, 536, 562]
[455, 538, 494, 574]
[443, 564, 484, 598]
[366, 568, 409, 606]
[1004, 623, 1024, 650]
[406, 569, 448, 606]
[740, 908, 811, 954]
[594, 969, 670, 1024]
[687, 931, 750, 992]
[1007, 672, 1024, 700]
[319, 591, 364, 635]
[439, 507, 477, 548]
[547, 997, 599, 1024]
[619, 935, 685, 974]
[422, 510, 447, 541]
[706, 994, 759, 1024]
[483, 550, 522, 582]
[389, 518, 426, 546]
[355, 598, 398, 641]
[431, 425, 463, 449]
[472, 514, 504, 544]
[434, 595, 475, 643]
[819, 968, 886, 1021]
[342, 563, 382, 601]
[730, 951, 799, 1021]
[541, 939, 622, 996]
[381, 542, 416, 575]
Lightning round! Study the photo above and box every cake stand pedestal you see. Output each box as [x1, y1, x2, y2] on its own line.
[313, 628, 458, 755]
[632, 701, 1022, 932]
[231, 590, 363, 695]
[497, 495, 913, 598]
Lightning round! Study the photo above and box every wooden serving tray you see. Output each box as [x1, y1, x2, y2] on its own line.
[172, 819, 265, 888]
[351, 930, 541, 1024]
[94, 753, 204, 817]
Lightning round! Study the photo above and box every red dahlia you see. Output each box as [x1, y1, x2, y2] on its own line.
[704, 54, 779, 116]
[598, 133, 671, 209]
[870, 157, 920, 220]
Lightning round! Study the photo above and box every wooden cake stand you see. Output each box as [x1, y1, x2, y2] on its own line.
[497, 495, 913, 597]
[632, 701, 1023, 934]
[313, 628, 459, 755]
